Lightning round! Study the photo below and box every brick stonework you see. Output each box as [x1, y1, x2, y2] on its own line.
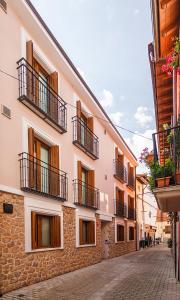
[0, 191, 136, 295]
[102, 218, 136, 258]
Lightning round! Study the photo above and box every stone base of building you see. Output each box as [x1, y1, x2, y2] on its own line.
[0, 191, 137, 295]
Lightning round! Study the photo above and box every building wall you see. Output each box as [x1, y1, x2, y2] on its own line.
[136, 178, 157, 247]
[0, 1, 137, 295]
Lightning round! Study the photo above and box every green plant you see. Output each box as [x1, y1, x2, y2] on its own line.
[148, 159, 175, 190]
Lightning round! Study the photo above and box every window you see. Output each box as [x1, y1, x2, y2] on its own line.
[81, 167, 88, 205]
[33, 59, 50, 114]
[28, 127, 60, 197]
[34, 137, 50, 194]
[117, 225, 124, 242]
[79, 219, 95, 245]
[129, 226, 134, 241]
[31, 212, 61, 249]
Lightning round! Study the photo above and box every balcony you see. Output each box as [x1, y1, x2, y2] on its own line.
[17, 58, 67, 133]
[115, 202, 127, 218]
[127, 174, 135, 190]
[73, 179, 100, 209]
[152, 125, 180, 212]
[114, 160, 127, 183]
[128, 208, 135, 220]
[19, 152, 68, 201]
[72, 116, 99, 160]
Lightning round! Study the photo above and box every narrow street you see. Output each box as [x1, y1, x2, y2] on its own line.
[2, 245, 180, 300]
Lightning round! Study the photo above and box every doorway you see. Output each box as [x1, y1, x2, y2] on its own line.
[101, 221, 111, 259]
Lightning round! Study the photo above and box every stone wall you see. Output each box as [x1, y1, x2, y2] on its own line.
[0, 192, 101, 295]
[0, 191, 136, 295]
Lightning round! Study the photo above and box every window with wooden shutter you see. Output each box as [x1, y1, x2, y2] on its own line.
[50, 145, 60, 197]
[79, 219, 95, 245]
[87, 169, 95, 207]
[77, 161, 82, 203]
[28, 127, 35, 188]
[117, 225, 124, 242]
[31, 211, 61, 249]
[129, 226, 134, 241]
[26, 41, 33, 99]
[49, 71, 58, 122]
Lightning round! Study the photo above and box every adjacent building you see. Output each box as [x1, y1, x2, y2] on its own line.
[149, 0, 180, 280]
[0, 0, 138, 295]
[136, 174, 157, 248]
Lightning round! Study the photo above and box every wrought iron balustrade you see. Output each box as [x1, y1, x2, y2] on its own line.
[128, 207, 135, 220]
[114, 160, 127, 183]
[17, 58, 67, 133]
[73, 179, 99, 209]
[19, 152, 68, 201]
[115, 201, 127, 218]
[72, 116, 99, 159]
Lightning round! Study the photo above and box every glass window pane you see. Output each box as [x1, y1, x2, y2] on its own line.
[41, 216, 51, 247]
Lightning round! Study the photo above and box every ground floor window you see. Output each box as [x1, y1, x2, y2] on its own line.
[31, 212, 61, 249]
[79, 219, 95, 245]
[117, 224, 124, 242]
[129, 226, 134, 241]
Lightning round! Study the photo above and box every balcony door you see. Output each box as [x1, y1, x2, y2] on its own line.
[80, 114, 87, 147]
[33, 59, 49, 114]
[34, 138, 50, 194]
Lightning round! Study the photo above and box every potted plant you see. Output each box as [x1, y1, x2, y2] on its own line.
[139, 148, 174, 189]
[151, 159, 174, 188]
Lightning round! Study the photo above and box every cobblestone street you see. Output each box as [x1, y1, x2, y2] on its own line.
[2, 246, 180, 300]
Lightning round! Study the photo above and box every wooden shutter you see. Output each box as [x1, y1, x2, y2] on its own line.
[87, 117, 94, 152]
[88, 221, 95, 244]
[50, 145, 60, 196]
[28, 127, 34, 188]
[26, 41, 33, 99]
[33, 59, 39, 105]
[76, 100, 81, 118]
[26, 40, 33, 66]
[52, 215, 61, 247]
[115, 147, 118, 160]
[77, 161, 82, 203]
[87, 117, 93, 132]
[49, 72, 58, 122]
[88, 170, 95, 207]
[117, 225, 120, 242]
[31, 211, 37, 249]
[79, 219, 84, 245]
[36, 140, 41, 192]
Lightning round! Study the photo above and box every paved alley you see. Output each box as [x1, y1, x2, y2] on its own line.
[2, 246, 180, 300]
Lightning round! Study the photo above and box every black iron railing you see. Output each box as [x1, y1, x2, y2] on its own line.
[72, 116, 99, 159]
[115, 201, 127, 218]
[73, 179, 100, 209]
[19, 152, 68, 201]
[127, 174, 135, 190]
[17, 58, 67, 133]
[128, 208, 135, 220]
[152, 125, 180, 187]
[114, 160, 127, 183]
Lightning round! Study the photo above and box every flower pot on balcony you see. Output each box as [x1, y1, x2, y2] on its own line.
[156, 177, 171, 188]
[176, 170, 180, 184]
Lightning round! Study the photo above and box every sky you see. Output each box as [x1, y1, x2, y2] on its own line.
[31, 0, 155, 168]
